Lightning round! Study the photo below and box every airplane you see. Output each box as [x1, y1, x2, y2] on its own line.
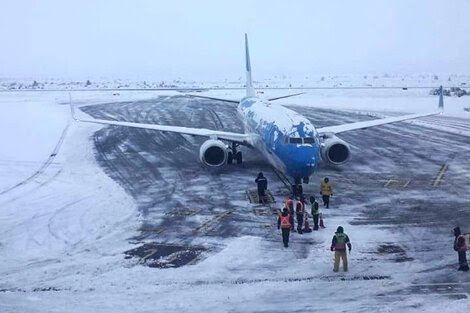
[71, 34, 444, 186]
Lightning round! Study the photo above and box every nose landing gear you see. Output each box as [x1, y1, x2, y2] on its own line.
[227, 142, 243, 164]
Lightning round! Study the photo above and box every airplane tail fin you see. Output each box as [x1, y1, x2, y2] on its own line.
[438, 85, 444, 112]
[245, 33, 255, 97]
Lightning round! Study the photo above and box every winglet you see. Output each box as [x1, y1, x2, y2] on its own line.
[438, 85, 444, 112]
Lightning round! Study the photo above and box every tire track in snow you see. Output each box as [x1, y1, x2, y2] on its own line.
[46, 197, 89, 245]
[0, 121, 70, 198]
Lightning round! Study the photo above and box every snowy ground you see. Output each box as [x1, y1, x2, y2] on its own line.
[0, 89, 470, 312]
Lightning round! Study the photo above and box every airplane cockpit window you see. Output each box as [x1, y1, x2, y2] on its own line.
[286, 137, 316, 144]
[303, 137, 315, 144]
[288, 138, 303, 144]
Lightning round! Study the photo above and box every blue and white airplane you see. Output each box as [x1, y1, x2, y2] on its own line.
[72, 34, 443, 184]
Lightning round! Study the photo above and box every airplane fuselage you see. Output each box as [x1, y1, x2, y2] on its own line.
[238, 96, 320, 181]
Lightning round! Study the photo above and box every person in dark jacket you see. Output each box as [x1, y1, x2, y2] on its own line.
[453, 227, 469, 271]
[255, 172, 268, 204]
[331, 226, 352, 272]
[292, 183, 303, 198]
[295, 200, 304, 234]
[277, 207, 293, 247]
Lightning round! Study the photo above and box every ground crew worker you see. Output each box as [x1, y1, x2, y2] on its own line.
[295, 200, 304, 234]
[292, 184, 303, 198]
[310, 196, 320, 231]
[320, 177, 333, 208]
[255, 172, 268, 204]
[453, 227, 469, 271]
[331, 226, 352, 272]
[277, 207, 293, 248]
[285, 198, 295, 231]
[285, 197, 293, 209]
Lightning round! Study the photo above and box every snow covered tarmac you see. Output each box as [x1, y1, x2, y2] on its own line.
[1, 90, 470, 312]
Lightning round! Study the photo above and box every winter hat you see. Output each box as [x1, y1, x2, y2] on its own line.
[336, 226, 344, 233]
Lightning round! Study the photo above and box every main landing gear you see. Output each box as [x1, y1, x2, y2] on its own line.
[227, 142, 243, 164]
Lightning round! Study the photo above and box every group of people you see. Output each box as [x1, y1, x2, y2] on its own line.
[277, 195, 326, 247]
[274, 176, 350, 272]
[258, 172, 469, 274]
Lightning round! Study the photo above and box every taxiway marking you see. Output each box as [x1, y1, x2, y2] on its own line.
[432, 163, 449, 187]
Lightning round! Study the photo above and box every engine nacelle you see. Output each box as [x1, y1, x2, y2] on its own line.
[199, 139, 228, 167]
[321, 135, 351, 166]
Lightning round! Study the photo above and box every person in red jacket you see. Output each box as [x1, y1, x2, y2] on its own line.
[454, 227, 469, 271]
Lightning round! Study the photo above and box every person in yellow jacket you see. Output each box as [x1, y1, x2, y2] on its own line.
[330, 226, 351, 272]
[320, 177, 333, 208]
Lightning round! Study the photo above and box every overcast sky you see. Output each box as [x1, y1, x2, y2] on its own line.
[1, 0, 470, 80]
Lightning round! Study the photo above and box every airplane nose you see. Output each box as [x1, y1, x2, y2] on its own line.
[289, 147, 317, 178]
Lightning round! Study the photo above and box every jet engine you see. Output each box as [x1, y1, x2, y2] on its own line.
[199, 139, 228, 167]
[320, 135, 351, 166]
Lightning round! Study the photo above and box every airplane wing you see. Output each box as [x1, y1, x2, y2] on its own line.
[187, 94, 240, 104]
[70, 101, 252, 146]
[316, 110, 442, 135]
[317, 87, 445, 135]
[266, 92, 304, 101]
[187, 92, 303, 103]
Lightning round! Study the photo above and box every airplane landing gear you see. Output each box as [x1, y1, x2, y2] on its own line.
[235, 151, 243, 164]
[303, 176, 309, 184]
[227, 142, 242, 164]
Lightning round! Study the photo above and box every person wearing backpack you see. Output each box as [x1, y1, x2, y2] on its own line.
[453, 227, 469, 271]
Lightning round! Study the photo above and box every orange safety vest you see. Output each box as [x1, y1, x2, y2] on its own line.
[279, 214, 291, 229]
[285, 199, 293, 210]
[295, 201, 304, 214]
[457, 235, 469, 252]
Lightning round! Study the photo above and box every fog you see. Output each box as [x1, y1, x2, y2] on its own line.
[1, 0, 470, 80]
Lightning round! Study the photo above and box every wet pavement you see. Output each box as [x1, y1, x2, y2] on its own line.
[80, 94, 470, 298]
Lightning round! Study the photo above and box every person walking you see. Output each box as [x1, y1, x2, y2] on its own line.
[330, 226, 352, 272]
[320, 177, 333, 208]
[278, 207, 293, 248]
[285, 198, 295, 232]
[285, 197, 293, 210]
[255, 172, 268, 204]
[295, 200, 304, 234]
[453, 227, 469, 271]
[310, 196, 320, 231]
